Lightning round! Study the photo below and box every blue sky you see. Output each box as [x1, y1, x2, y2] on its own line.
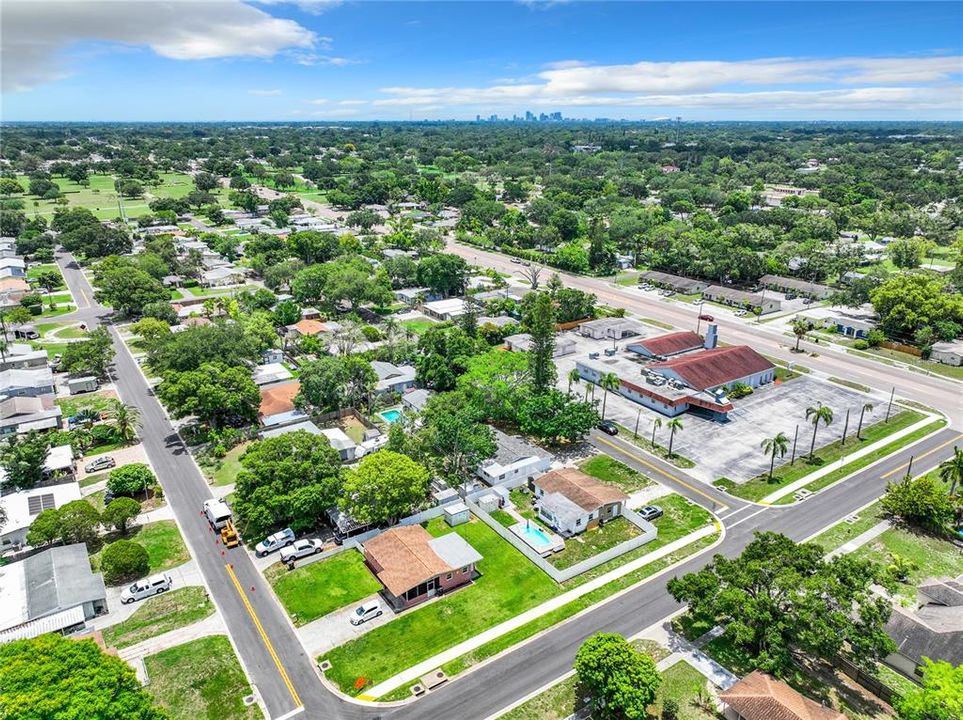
[2, 1, 961, 121]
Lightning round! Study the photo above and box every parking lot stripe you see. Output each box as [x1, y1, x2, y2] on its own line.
[225, 563, 303, 710]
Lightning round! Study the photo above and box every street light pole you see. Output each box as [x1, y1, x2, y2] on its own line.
[790, 424, 799, 465]
[886, 386, 895, 422]
[634, 407, 642, 439]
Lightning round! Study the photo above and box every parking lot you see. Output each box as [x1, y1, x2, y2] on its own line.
[552, 332, 891, 485]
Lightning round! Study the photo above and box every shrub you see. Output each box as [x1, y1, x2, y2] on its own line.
[727, 382, 753, 399]
[101, 540, 149, 584]
[20, 293, 43, 315]
[361, 325, 382, 342]
[852, 339, 870, 350]
[101, 496, 141, 533]
[866, 329, 886, 347]
[89, 423, 119, 446]
[107, 463, 156, 497]
[661, 698, 679, 720]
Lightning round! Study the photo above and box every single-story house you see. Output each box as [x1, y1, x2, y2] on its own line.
[0, 277, 30, 307]
[0, 345, 49, 372]
[884, 576, 963, 677]
[639, 271, 708, 295]
[320, 427, 358, 462]
[260, 409, 310, 428]
[161, 275, 183, 288]
[476, 428, 551, 486]
[372, 361, 417, 395]
[578, 318, 646, 341]
[259, 419, 323, 440]
[477, 315, 517, 329]
[402, 388, 432, 413]
[0, 367, 55, 398]
[261, 348, 284, 365]
[703, 285, 781, 315]
[649, 346, 775, 393]
[504, 333, 576, 357]
[533, 468, 628, 537]
[0, 480, 81, 548]
[719, 671, 845, 720]
[201, 266, 245, 288]
[287, 319, 328, 338]
[758, 274, 833, 300]
[825, 316, 877, 340]
[930, 340, 963, 367]
[0, 543, 107, 644]
[363, 525, 483, 611]
[257, 381, 301, 422]
[0, 257, 26, 279]
[393, 287, 438, 306]
[0, 396, 62, 437]
[423, 298, 466, 321]
[300, 307, 322, 320]
[628, 331, 704, 359]
[252, 362, 294, 386]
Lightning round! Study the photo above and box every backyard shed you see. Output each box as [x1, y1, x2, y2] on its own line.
[443, 502, 470, 526]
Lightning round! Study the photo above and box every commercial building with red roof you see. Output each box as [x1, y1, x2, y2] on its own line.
[649, 346, 774, 392]
[628, 331, 705, 359]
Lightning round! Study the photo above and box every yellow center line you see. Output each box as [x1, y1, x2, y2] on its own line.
[225, 563, 303, 709]
[880, 433, 962, 479]
[594, 435, 729, 512]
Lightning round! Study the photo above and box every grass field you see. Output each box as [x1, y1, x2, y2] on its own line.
[103, 586, 213, 649]
[809, 500, 887, 551]
[90, 520, 188, 577]
[145, 635, 262, 720]
[400, 318, 437, 336]
[547, 516, 642, 569]
[201, 442, 250, 487]
[853, 346, 963, 381]
[265, 549, 382, 626]
[580, 454, 653, 493]
[55, 391, 117, 418]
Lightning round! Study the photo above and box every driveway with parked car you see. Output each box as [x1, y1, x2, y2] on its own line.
[295, 594, 393, 657]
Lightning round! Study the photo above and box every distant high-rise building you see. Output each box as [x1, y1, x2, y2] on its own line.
[539, 112, 548, 122]
[550, 111, 563, 121]
[525, 110, 535, 122]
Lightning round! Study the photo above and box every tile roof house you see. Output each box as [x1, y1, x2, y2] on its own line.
[363, 525, 483, 610]
[628, 331, 705, 359]
[533, 468, 628, 537]
[884, 575, 963, 677]
[288, 319, 328, 338]
[258, 381, 301, 421]
[649, 346, 774, 392]
[720, 671, 845, 720]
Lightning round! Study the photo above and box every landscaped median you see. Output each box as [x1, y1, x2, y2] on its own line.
[712, 409, 942, 503]
[317, 494, 718, 700]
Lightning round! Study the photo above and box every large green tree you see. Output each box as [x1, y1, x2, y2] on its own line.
[0, 431, 50, 490]
[870, 274, 963, 340]
[0, 634, 168, 720]
[339, 450, 429, 525]
[60, 326, 115, 378]
[233, 430, 343, 538]
[525, 291, 557, 393]
[882, 474, 955, 533]
[575, 633, 661, 720]
[415, 324, 483, 391]
[667, 532, 894, 675]
[895, 658, 963, 720]
[517, 389, 599, 443]
[417, 399, 496, 489]
[157, 362, 260, 429]
[94, 264, 169, 317]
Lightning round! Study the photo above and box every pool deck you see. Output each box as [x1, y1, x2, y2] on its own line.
[508, 520, 565, 556]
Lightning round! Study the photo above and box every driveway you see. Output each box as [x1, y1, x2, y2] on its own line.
[89, 559, 206, 630]
[297, 593, 392, 657]
[76, 442, 148, 482]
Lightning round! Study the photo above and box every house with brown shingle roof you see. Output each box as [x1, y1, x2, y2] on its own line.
[362, 525, 483, 610]
[720, 671, 845, 720]
[533, 468, 628, 537]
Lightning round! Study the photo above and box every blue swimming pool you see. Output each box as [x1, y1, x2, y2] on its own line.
[380, 409, 402, 423]
[520, 523, 554, 549]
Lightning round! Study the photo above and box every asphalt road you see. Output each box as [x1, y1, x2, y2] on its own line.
[54, 247, 962, 720]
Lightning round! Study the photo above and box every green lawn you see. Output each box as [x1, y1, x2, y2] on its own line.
[103, 587, 214, 649]
[809, 501, 887, 552]
[399, 318, 437, 336]
[201, 442, 250, 487]
[500, 675, 582, 720]
[851, 523, 963, 606]
[320, 517, 560, 695]
[145, 635, 262, 720]
[580, 454, 653, 493]
[80, 471, 109, 488]
[548, 516, 642, 570]
[652, 660, 719, 720]
[134, 520, 191, 573]
[266, 549, 382, 626]
[26, 263, 62, 280]
[55, 392, 116, 417]
[850, 345, 963, 381]
[713, 410, 926, 502]
[490, 509, 516, 528]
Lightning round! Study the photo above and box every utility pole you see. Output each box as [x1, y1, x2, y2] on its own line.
[886, 386, 895, 422]
[790, 424, 799, 465]
[841, 408, 850, 445]
[634, 407, 642, 439]
[905, 455, 914, 479]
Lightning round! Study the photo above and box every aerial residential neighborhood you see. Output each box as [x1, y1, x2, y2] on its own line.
[0, 2, 961, 720]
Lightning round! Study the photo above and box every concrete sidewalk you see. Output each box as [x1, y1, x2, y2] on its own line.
[363, 523, 719, 698]
[825, 520, 891, 559]
[759, 414, 937, 504]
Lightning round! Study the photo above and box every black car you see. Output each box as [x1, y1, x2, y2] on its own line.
[597, 420, 618, 436]
[639, 505, 663, 521]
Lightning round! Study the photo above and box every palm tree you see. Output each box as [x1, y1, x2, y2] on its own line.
[856, 402, 874, 440]
[110, 400, 140, 443]
[567, 368, 581, 396]
[938, 446, 963, 498]
[791, 318, 809, 352]
[760, 432, 790, 482]
[650, 417, 662, 447]
[600, 372, 620, 420]
[805, 403, 834, 461]
[666, 418, 684, 457]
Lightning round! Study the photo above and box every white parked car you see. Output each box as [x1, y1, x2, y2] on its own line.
[280, 539, 323, 565]
[255, 528, 296, 557]
[84, 455, 116, 473]
[120, 573, 172, 604]
[350, 600, 383, 625]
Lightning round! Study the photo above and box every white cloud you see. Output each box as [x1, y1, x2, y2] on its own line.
[337, 99, 367, 106]
[253, 0, 343, 15]
[306, 98, 329, 105]
[248, 89, 283, 96]
[2, 0, 317, 92]
[293, 53, 363, 67]
[371, 55, 962, 114]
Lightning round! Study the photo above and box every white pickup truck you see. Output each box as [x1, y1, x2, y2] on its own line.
[279, 539, 323, 566]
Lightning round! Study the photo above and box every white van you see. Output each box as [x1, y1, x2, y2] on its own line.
[203, 498, 232, 529]
[120, 573, 172, 604]
[349, 600, 383, 626]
